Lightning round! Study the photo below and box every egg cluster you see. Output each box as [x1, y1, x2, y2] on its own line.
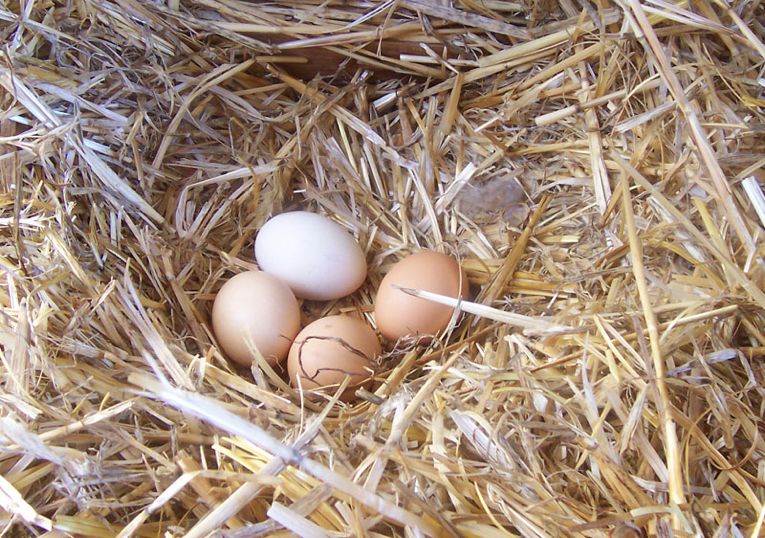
[212, 211, 468, 402]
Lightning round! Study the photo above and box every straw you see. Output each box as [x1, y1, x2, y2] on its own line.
[2, 1, 765, 536]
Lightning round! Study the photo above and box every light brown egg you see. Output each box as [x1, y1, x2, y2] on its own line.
[212, 271, 301, 367]
[374, 250, 469, 342]
[287, 315, 380, 401]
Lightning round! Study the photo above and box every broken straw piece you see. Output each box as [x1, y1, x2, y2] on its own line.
[742, 176, 765, 230]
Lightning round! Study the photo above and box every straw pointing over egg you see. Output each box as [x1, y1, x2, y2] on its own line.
[393, 285, 572, 336]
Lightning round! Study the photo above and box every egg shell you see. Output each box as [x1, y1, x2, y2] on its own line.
[374, 250, 469, 341]
[254, 212, 367, 301]
[212, 271, 301, 367]
[288, 315, 380, 401]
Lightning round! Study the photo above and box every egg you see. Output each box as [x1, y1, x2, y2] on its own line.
[287, 315, 380, 401]
[374, 250, 469, 341]
[254, 211, 367, 301]
[212, 271, 301, 366]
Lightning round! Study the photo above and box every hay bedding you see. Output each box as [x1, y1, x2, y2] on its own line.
[0, 0, 764, 536]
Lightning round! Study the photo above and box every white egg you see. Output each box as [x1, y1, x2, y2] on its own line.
[254, 211, 367, 301]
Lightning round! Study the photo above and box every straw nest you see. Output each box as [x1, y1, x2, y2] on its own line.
[1, 1, 765, 536]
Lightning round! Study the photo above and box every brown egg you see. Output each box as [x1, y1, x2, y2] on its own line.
[212, 271, 301, 367]
[374, 250, 469, 341]
[288, 315, 380, 401]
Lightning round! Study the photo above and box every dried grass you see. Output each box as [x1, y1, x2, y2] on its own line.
[1, 0, 765, 536]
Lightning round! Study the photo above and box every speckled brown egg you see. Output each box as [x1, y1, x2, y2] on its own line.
[287, 315, 380, 401]
[212, 271, 301, 367]
[374, 250, 469, 342]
